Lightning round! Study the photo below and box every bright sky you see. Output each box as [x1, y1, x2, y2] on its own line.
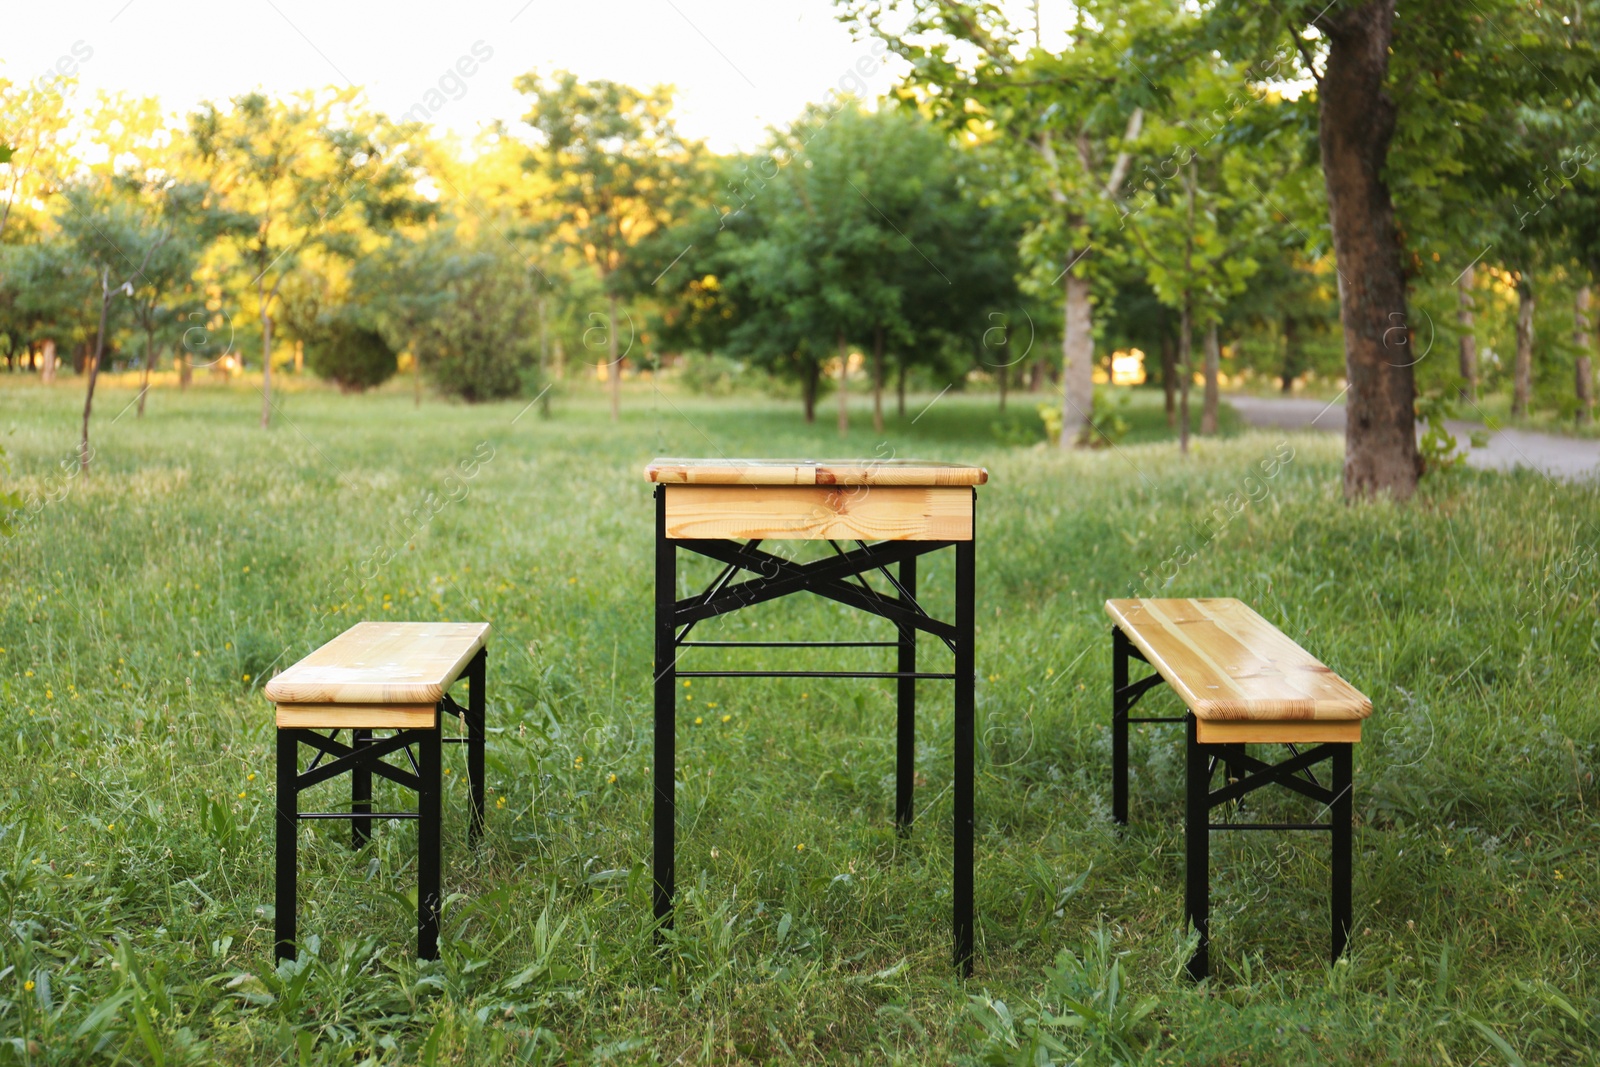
[3, 0, 914, 152]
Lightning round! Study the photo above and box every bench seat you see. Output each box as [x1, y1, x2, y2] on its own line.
[265, 621, 489, 727]
[1104, 598, 1370, 744]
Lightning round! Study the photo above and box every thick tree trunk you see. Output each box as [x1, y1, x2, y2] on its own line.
[138, 328, 155, 417]
[260, 296, 274, 429]
[802, 360, 819, 423]
[1201, 322, 1221, 435]
[1457, 264, 1478, 402]
[82, 270, 110, 472]
[836, 331, 850, 437]
[1575, 284, 1592, 424]
[1060, 266, 1093, 448]
[1317, 0, 1419, 500]
[1178, 299, 1192, 455]
[1513, 274, 1534, 417]
[1028, 359, 1043, 393]
[607, 291, 622, 422]
[41, 339, 57, 384]
[178, 348, 192, 390]
[1162, 333, 1177, 424]
[872, 326, 885, 433]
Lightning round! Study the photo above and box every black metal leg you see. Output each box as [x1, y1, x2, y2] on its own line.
[275, 728, 299, 962]
[1185, 715, 1210, 980]
[417, 718, 442, 960]
[1330, 744, 1353, 963]
[953, 533, 975, 975]
[1112, 626, 1130, 826]
[351, 729, 372, 850]
[895, 556, 917, 833]
[653, 487, 677, 929]
[467, 648, 487, 845]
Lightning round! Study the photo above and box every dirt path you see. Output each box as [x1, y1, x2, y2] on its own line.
[1227, 394, 1600, 481]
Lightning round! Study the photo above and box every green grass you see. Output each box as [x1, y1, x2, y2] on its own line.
[1, 377, 1598, 1065]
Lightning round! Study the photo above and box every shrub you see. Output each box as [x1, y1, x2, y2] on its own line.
[305, 322, 397, 393]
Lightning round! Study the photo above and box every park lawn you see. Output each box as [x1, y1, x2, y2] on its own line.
[1, 378, 1597, 1066]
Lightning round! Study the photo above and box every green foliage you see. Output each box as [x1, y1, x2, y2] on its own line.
[304, 322, 397, 394]
[387, 233, 540, 403]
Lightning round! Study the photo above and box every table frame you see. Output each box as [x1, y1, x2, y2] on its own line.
[652, 485, 978, 972]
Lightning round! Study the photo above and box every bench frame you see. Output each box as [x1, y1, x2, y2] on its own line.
[1111, 626, 1353, 980]
[275, 647, 487, 962]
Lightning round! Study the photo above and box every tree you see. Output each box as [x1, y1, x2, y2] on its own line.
[383, 229, 541, 402]
[518, 71, 696, 421]
[841, 0, 1167, 446]
[1212, 1, 1599, 498]
[188, 91, 429, 428]
[53, 181, 171, 470]
[1116, 46, 1282, 449]
[120, 180, 213, 416]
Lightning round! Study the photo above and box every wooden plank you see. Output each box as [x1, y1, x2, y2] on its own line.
[1105, 598, 1369, 722]
[647, 457, 988, 487]
[263, 621, 488, 704]
[663, 484, 972, 541]
[1195, 718, 1362, 745]
[275, 703, 439, 729]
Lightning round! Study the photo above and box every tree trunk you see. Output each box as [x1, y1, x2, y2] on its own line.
[1457, 264, 1478, 402]
[414, 349, 423, 407]
[138, 327, 155, 417]
[1575, 284, 1592, 424]
[872, 326, 885, 433]
[896, 360, 907, 417]
[1028, 359, 1043, 393]
[1162, 333, 1177, 424]
[41, 339, 57, 384]
[1201, 322, 1221, 435]
[260, 298, 274, 429]
[1281, 315, 1301, 393]
[537, 293, 551, 417]
[1513, 274, 1534, 417]
[82, 269, 110, 472]
[802, 359, 818, 423]
[178, 348, 192, 390]
[607, 291, 622, 422]
[1060, 266, 1094, 448]
[1178, 299, 1192, 455]
[1317, 0, 1420, 500]
[837, 331, 850, 437]
[997, 330, 1009, 413]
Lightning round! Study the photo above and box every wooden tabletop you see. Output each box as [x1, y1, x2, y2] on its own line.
[1105, 598, 1370, 722]
[646, 458, 988, 487]
[264, 622, 489, 705]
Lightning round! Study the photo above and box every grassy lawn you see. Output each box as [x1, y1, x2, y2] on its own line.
[1, 378, 1597, 1065]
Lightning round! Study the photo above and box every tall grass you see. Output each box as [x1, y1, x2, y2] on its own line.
[1, 379, 1596, 1065]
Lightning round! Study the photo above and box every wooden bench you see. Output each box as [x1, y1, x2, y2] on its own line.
[1106, 598, 1371, 979]
[265, 622, 489, 961]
